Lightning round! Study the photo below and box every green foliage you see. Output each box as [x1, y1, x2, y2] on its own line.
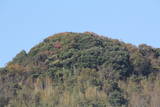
[11, 50, 27, 64]
[130, 51, 151, 76]
[7, 32, 158, 77]
[107, 82, 128, 107]
[108, 90, 128, 107]
[0, 97, 9, 107]
[1, 32, 160, 106]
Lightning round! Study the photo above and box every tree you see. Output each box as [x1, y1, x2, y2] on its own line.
[12, 50, 27, 64]
[107, 81, 128, 107]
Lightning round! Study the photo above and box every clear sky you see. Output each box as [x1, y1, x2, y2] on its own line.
[0, 0, 160, 67]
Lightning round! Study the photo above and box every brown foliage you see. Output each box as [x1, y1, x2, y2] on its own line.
[7, 64, 25, 72]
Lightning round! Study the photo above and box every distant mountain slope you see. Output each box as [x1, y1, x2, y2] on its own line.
[1, 32, 160, 107]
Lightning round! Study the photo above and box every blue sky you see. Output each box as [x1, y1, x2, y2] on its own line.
[0, 0, 160, 67]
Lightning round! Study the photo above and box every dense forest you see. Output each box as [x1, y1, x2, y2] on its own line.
[1, 32, 160, 107]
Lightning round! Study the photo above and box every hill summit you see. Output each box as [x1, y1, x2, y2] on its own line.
[1, 32, 160, 107]
[6, 32, 160, 78]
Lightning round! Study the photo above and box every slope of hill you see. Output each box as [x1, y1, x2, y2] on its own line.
[1, 32, 160, 107]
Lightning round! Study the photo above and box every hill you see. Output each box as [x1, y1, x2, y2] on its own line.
[1, 32, 160, 107]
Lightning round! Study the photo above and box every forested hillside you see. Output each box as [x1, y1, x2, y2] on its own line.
[1, 32, 160, 107]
